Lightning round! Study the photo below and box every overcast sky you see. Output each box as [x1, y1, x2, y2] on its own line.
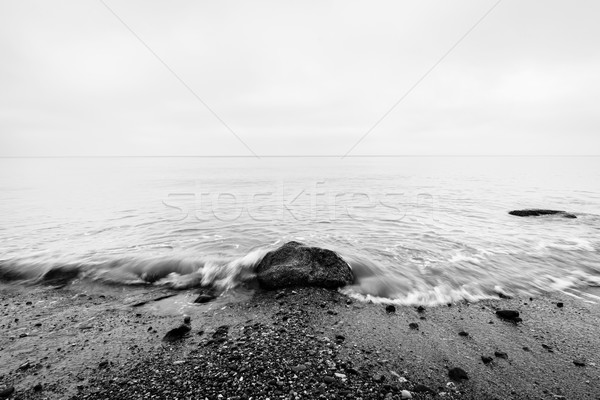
[1, 0, 599, 156]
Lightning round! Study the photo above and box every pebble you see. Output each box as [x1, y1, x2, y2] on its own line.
[573, 359, 586, 367]
[385, 305, 396, 313]
[291, 365, 307, 373]
[373, 374, 385, 382]
[401, 389, 412, 399]
[494, 351, 508, 359]
[557, 302, 564, 308]
[323, 376, 336, 384]
[458, 331, 469, 337]
[408, 323, 419, 330]
[448, 367, 469, 381]
[481, 356, 493, 364]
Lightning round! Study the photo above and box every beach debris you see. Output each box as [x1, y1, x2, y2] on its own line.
[448, 367, 469, 381]
[494, 351, 508, 359]
[458, 331, 469, 337]
[385, 304, 396, 313]
[162, 324, 191, 342]
[508, 209, 576, 218]
[0, 386, 15, 398]
[193, 294, 216, 304]
[573, 359, 586, 367]
[131, 293, 177, 307]
[409, 322, 419, 330]
[401, 389, 413, 399]
[495, 310, 521, 322]
[255, 241, 354, 290]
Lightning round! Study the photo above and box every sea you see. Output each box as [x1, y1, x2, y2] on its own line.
[1, 156, 600, 305]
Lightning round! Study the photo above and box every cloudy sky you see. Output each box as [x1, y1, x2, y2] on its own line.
[1, 0, 599, 156]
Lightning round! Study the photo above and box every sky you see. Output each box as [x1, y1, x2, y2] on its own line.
[0, 0, 599, 156]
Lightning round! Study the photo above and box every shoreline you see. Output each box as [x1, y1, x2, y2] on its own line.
[1, 283, 599, 399]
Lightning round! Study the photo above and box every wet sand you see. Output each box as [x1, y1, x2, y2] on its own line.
[1, 282, 599, 400]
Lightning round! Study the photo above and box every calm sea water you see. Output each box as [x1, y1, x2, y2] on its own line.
[1, 156, 600, 305]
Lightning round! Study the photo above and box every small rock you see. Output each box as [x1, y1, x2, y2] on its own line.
[448, 367, 468, 381]
[183, 315, 191, 324]
[323, 376, 336, 384]
[522, 347, 530, 352]
[573, 359, 586, 367]
[385, 305, 396, 313]
[98, 360, 109, 369]
[33, 383, 43, 392]
[412, 384, 433, 393]
[494, 351, 508, 359]
[481, 356, 493, 364]
[496, 310, 520, 321]
[18, 361, 30, 371]
[556, 302, 564, 308]
[291, 365, 307, 373]
[335, 334, 345, 342]
[401, 389, 412, 399]
[162, 324, 191, 342]
[416, 306, 425, 313]
[373, 374, 385, 382]
[409, 322, 419, 330]
[458, 331, 469, 337]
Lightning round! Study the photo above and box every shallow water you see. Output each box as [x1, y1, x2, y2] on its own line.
[1, 156, 599, 305]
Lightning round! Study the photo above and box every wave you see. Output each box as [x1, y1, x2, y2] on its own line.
[2, 242, 600, 306]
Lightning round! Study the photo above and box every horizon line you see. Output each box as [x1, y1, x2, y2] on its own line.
[1, 155, 600, 159]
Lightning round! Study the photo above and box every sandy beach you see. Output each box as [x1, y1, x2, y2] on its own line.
[1, 282, 599, 400]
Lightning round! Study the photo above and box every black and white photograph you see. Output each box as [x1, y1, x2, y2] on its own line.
[1, 1, 599, 399]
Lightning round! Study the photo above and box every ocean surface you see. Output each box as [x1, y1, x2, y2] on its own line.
[1, 156, 600, 305]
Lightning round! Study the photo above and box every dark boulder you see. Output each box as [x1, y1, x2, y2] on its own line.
[255, 241, 353, 290]
[0, 386, 15, 398]
[508, 209, 576, 218]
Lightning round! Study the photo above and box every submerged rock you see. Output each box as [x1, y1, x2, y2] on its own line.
[508, 209, 576, 218]
[255, 241, 353, 290]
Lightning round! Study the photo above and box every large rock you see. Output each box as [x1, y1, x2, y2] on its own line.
[255, 241, 353, 290]
[509, 209, 576, 218]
